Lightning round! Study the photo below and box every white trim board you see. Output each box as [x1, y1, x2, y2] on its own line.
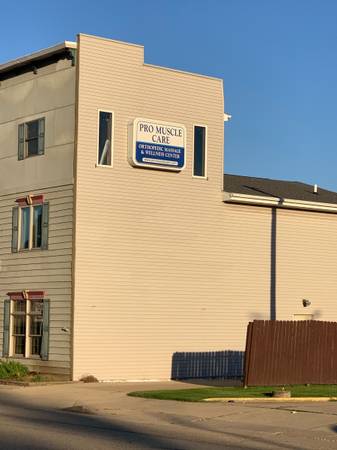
[223, 191, 337, 213]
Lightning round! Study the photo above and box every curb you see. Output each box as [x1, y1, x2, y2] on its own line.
[204, 397, 337, 403]
[0, 380, 80, 387]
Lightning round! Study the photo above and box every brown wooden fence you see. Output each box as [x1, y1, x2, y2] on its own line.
[244, 320, 337, 386]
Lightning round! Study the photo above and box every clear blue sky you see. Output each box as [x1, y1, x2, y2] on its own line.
[2, 0, 337, 190]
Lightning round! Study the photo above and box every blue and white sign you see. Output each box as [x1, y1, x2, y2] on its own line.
[131, 118, 186, 171]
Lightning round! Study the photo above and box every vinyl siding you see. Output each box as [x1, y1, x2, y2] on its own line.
[0, 60, 75, 195]
[0, 185, 73, 374]
[73, 35, 271, 380]
[276, 208, 337, 321]
[0, 57, 75, 376]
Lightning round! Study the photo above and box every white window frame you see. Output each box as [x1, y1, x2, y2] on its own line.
[9, 299, 44, 359]
[18, 204, 43, 251]
[192, 124, 208, 179]
[96, 109, 114, 168]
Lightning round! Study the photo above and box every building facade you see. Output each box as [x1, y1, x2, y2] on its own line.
[1, 34, 337, 380]
[0, 42, 76, 376]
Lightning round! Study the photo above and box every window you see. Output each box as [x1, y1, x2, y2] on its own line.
[19, 204, 43, 250]
[12, 300, 27, 356]
[12, 197, 49, 253]
[2, 296, 50, 360]
[18, 118, 45, 160]
[97, 111, 113, 166]
[193, 125, 207, 178]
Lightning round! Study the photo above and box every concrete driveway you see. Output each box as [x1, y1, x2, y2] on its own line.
[1, 381, 337, 449]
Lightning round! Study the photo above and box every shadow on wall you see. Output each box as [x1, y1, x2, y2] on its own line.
[171, 350, 244, 382]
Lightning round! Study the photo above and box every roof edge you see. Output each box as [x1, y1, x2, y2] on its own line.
[144, 63, 223, 82]
[78, 33, 143, 49]
[224, 173, 300, 185]
[0, 41, 77, 74]
[223, 192, 337, 213]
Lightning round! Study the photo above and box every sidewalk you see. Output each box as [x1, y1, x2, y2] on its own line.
[1, 380, 337, 449]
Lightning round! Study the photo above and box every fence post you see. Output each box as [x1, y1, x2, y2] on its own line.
[243, 321, 254, 387]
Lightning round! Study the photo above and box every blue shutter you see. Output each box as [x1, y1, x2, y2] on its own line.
[3, 300, 10, 357]
[38, 118, 45, 155]
[18, 123, 25, 160]
[12, 207, 19, 253]
[41, 202, 49, 250]
[41, 299, 50, 361]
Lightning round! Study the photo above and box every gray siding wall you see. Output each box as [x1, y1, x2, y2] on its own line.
[0, 58, 75, 375]
[0, 185, 73, 374]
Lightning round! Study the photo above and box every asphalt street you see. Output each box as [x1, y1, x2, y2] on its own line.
[1, 381, 337, 449]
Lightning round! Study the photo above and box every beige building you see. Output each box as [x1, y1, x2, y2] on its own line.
[1, 34, 337, 381]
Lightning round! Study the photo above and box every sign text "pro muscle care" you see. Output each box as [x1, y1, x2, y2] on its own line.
[132, 118, 186, 170]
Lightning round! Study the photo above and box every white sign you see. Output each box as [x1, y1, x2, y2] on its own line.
[131, 118, 186, 171]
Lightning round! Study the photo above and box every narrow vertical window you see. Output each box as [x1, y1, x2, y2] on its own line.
[32, 205, 43, 248]
[98, 111, 113, 166]
[29, 301, 44, 356]
[20, 207, 30, 250]
[12, 300, 27, 356]
[26, 120, 39, 157]
[193, 126, 207, 178]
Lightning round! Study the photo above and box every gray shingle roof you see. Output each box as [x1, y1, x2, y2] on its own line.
[224, 174, 337, 205]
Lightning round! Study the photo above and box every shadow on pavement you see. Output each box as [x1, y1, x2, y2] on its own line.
[0, 388, 311, 450]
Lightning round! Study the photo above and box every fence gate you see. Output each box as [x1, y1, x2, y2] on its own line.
[244, 320, 337, 386]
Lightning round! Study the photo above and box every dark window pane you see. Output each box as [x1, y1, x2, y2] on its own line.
[32, 205, 43, 248]
[30, 317, 43, 336]
[26, 121, 39, 157]
[13, 300, 26, 313]
[30, 301, 43, 355]
[30, 301, 43, 315]
[98, 112, 112, 165]
[14, 336, 26, 355]
[26, 121, 38, 139]
[20, 207, 30, 249]
[27, 139, 39, 156]
[193, 126, 206, 177]
[13, 315, 26, 335]
[30, 303, 43, 336]
[31, 336, 42, 355]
